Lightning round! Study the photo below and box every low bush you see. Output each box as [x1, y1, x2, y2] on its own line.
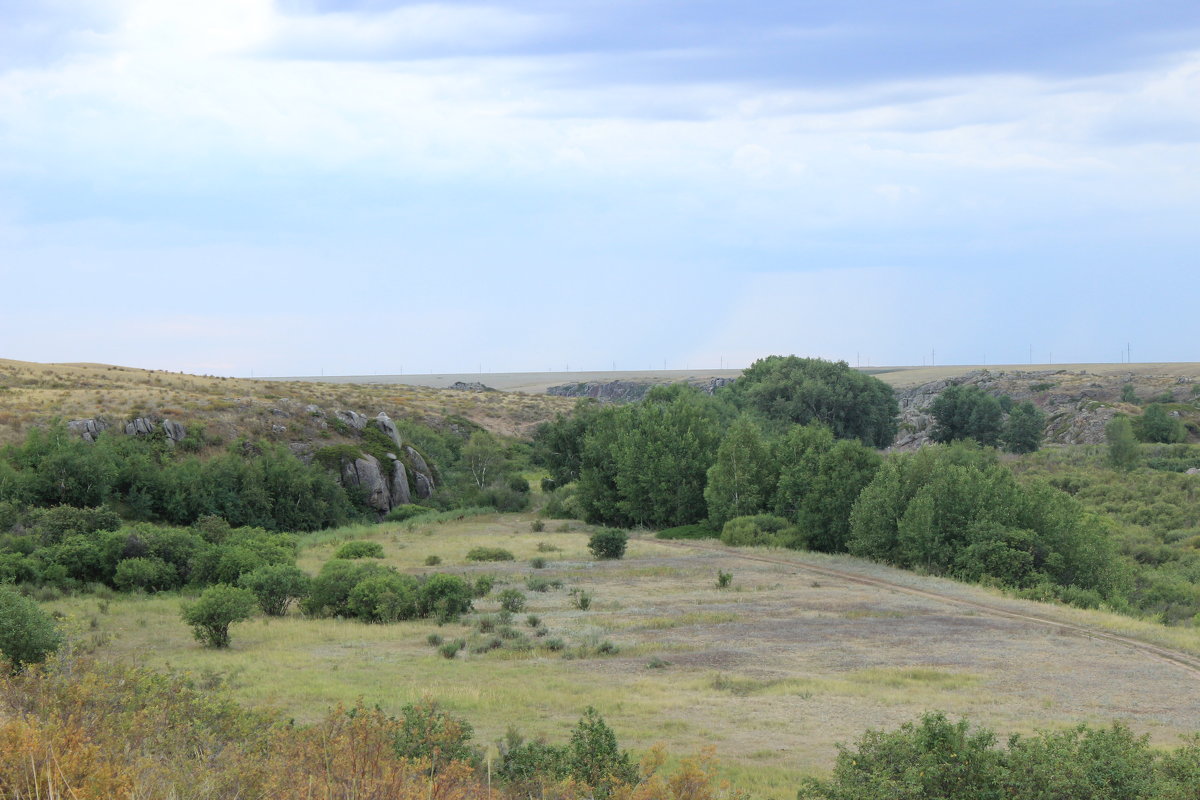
[385, 504, 434, 522]
[181, 584, 257, 648]
[466, 547, 515, 562]
[588, 529, 628, 560]
[334, 540, 384, 559]
[0, 585, 62, 670]
[347, 573, 420, 623]
[498, 588, 526, 613]
[239, 564, 311, 616]
[656, 523, 719, 540]
[720, 514, 800, 547]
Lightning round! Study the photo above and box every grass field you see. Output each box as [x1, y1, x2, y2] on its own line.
[47, 512, 1200, 800]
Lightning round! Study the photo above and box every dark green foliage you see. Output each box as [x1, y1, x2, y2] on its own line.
[385, 504, 434, 522]
[567, 707, 637, 798]
[655, 523, 718, 540]
[588, 528, 628, 560]
[302, 558, 390, 617]
[1002, 401, 1046, 454]
[847, 443, 1127, 599]
[801, 713, 1170, 800]
[531, 400, 606, 487]
[1107, 415, 1140, 470]
[498, 734, 571, 792]
[929, 384, 1003, 446]
[723, 355, 898, 447]
[720, 514, 800, 548]
[417, 573, 473, 621]
[113, 557, 178, 592]
[0, 585, 62, 670]
[334, 540, 384, 559]
[1135, 404, 1187, 444]
[465, 546, 514, 562]
[716, 570, 732, 588]
[704, 417, 776, 528]
[181, 584, 257, 648]
[347, 572, 420, 622]
[577, 386, 725, 528]
[1121, 383, 1140, 403]
[239, 564, 311, 616]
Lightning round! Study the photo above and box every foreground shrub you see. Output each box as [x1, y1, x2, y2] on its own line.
[588, 529, 628, 560]
[0, 586, 61, 670]
[181, 584, 257, 648]
[498, 588, 526, 613]
[113, 556, 178, 592]
[418, 573, 474, 621]
[348, 573, 420, 623]
[334, 540, 385, 559]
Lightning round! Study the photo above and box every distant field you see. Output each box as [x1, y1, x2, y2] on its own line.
[265, 362, 1200, 393]
[52, 513, 1200, 800]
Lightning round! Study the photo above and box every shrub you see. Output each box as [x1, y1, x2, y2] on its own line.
[439, 640, 463, 659]
[525, 614, 541, 628]
[656, 523, 718, 540]
[0, 585, 62, 670]
[472, 574, 495, 597]
[716, 570, 732, 589]
[498, 588, 526, 613]
[347, 573, 420, 622]
[508, 475, 531, 494]
[570, 589, 592, 610]
[385, 504, 433, 522]
[526, 576, 561, 592]
[536, 541, 561, 553]
[424, 555, 442, 566]
[588, 529, 628, 560]
[394, 699, 478, 770]
[466, 547, 515, 562]
[418, 574, 474, 621]
[113, 557, 178, 592]
[239, 564, 310, 616]
[181, 585, 257, 648]
[426, 633, 444, 646]
[302, 559, 389, 618]
[530, 519, 545, 532]
[720, 514, 798, 547]
[567, 707, 637, 798]
[529, 556, 547, 569]
[334, 540, 384, 559]
[543, 637, 565, 652]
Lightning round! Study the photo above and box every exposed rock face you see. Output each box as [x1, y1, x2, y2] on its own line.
[341, 455, 391, 514]
[67, 418, 108, 442]
[125, 417, 157, 436]
[413, 471, 434, 500]
[161, 420, 186, 444]
[449, 381, 494, 392]
[336, 410, 368, 430]
[404, 446, 433, 485]
[374, 412, 402, 449]
[387, 456, 411, 506]
[124, 417, 187, 444]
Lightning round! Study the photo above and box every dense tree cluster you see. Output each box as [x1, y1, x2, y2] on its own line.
[929, 384, 1047, 453]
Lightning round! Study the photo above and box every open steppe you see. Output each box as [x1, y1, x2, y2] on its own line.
[50, 512, 1200, 799]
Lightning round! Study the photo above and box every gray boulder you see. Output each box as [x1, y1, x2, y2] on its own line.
[388, 456, 411, 506]
[124, 417, 157, 436]
[335, 410, 368, 430]
[375, 412, 402, 449]
[67, 418, 107, 443]
[161, 419, 186, 444]
[413, 471, 434, 500]
[341, 454, 391, 514]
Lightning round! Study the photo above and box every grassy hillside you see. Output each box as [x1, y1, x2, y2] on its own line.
[0, 358, 574, 447]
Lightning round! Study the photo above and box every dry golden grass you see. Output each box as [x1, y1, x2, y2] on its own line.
[48, 513, 1200, 800]
[0, 358, 574, 446]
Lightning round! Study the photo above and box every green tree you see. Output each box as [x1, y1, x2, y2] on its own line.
[724, 355, 898, 447]
[239, 564, 311, 616]
[1134, 404, 1187, 444]
[1001, 401, 1046, 454]
[181, 584, 257, 648]
[531, 400, 605, 487]
[1106, 415, 1139, 470]
[588, 528, 628, 560]
[0, 585, 62, 670]
[461, 430, 508, 489]
[704, 417, 776, 528]
[567, 707, 637, 798]
[929, 384, 1003, 446]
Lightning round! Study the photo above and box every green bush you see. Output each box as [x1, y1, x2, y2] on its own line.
[181, 584, 257, 648]
[720, 514, 799, 547]
[418, 573, 474, 621]
[334, 540, 385, 559]
[0, 585, 62, 670]
[394, 699, 478, 770]
[466, 546, 515, 562]
[386, 504, 434, 522]
[587, 529, 628, 560]
[424, 555, 442, 566]
[655, 523, 718, 540]
[472, 574, 495, 597]
[301, 559, 389, 618]
[529, 556, 547, 569]
[347, 572, 420, 623]
[113, 557, 178, 592]
[497, 588, 526, 613]
[239, 564, 311, 616]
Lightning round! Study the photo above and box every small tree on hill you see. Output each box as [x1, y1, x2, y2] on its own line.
[240, 564, 311, 616]
[1135, 404, 1186, 444]
[930, 385, 1003, 446]
[0, 586, 62, 671]
[182, 584, 257, 648]
[1002, 401, 1046, 454]
[1106, 416, 1139, 471]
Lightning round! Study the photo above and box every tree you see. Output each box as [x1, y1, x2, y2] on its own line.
[1002, 401, 1046, 454]
[181, 584, 257, 648]
[1106, 415, 1139, 470]
[568, 707, 637, 798]
[724, 356, 898, 447]
[704, 417, 776, 528]
[929, 384, 1003, 446]
[239, 564, 311, 616]
[461, 431, 507, 489]
[588, 528, 628, 560]
[1135, 404, 1186, 444]
[0, 585, 62, 670]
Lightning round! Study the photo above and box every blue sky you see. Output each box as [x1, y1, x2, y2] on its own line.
[1, 0, 1198, 376]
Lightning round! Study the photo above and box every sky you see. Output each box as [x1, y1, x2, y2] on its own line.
[1, 0, 1198, 377]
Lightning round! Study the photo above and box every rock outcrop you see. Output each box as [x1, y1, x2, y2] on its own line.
[336, 410, 368, 431]
[123, 417, 187, 445]
[67, 418, 108, 443]
[449, 381, 494, 392]
[547, 377, 735, 403]
[387, 456, 411, 505]
[374, 412, 402, 449]
[341, 455, 391, 514]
